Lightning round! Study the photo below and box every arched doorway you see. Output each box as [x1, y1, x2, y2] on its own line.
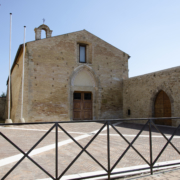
[70, 65, 99, 120]
[154, 90, 171, 126]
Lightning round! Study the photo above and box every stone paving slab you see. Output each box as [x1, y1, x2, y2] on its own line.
[0, 122, 180, 180]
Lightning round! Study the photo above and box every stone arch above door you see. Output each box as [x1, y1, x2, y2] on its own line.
[150, 86, 174, 118]
[71, 65, 99, 87]
[73, 69, 95, 87]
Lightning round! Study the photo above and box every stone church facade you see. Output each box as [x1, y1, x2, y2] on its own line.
[3, 24, 180, 126]
[5, 24, 129, 123]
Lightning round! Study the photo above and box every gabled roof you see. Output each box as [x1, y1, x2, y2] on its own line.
[9, 29, 130, 83]
[26, 29, 129, 55]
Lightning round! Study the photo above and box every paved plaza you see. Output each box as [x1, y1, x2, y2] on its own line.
[0, 121, 180, 180]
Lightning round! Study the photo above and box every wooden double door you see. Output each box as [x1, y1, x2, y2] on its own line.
[154, 90, 171, 126]
[73, 92, 92, 120]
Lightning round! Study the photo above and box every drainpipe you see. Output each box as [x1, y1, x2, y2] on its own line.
[20, 26, 26, 123]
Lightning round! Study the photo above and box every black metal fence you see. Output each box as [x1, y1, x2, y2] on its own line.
[0, 117, 180, 180]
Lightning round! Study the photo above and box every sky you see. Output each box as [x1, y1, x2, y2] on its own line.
[0, 0, 180, 94]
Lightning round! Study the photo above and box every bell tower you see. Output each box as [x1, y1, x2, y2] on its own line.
[34, 24, 53, 40]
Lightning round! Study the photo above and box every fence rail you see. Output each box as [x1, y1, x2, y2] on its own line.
[0, 117, 180, 180]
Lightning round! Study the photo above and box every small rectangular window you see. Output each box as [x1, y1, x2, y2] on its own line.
[84, 93, 91, 100]
[74, 93, 81, 99]
[79, 45, 86, 63]
[128, 109, 131, 116]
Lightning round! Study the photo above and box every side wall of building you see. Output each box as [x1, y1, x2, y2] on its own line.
[4, 48, 24, 123]
[11, 49, 24, 122]
[0, 97, 6, 121]
[123, 66, 180, 126]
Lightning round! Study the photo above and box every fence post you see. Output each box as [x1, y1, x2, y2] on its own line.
[149, 119, 153, 175]
[55, 122, 58, 179]
[107, 120, 110, 180]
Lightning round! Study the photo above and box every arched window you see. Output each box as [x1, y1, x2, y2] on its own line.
[41, 30, 46, 39]
[34, 24, 52, 40]
[154, 90, 171, 126]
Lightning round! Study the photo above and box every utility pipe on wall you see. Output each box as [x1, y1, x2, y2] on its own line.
[20, 26, 26, 123]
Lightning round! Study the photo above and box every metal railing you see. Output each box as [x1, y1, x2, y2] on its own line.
[0, 117, 180, 180]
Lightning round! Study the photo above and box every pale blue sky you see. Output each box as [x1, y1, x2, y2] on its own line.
[0, 0, 180, 94]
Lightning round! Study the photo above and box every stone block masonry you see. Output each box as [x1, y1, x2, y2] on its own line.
[6, 25, 129, 123]
[123, 66, 180, 126]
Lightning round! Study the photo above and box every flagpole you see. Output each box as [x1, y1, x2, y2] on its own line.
[6, 13, 13, 123]
[20, 26, 26, 123]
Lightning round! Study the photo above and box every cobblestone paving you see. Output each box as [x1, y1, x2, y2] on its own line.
[0, 122, 180, 180]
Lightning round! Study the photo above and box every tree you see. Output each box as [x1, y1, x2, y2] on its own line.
[0, 92, 6, 97]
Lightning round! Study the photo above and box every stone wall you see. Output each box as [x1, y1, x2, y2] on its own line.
[10, 29, 129, 122]
[0, 97, 6, 121]
[123, 66, 180, 126]
[11, 48, 24, 121]
[4, 46, 24, 122]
